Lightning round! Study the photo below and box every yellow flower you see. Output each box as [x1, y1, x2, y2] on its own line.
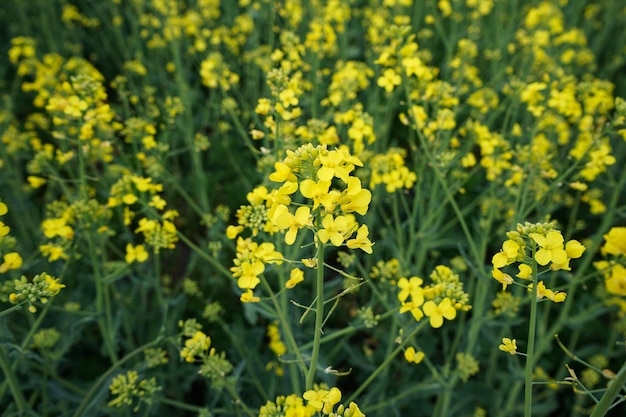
[0, 201, 7, 216]
[565, 240, 585, 259]
[317, 214, 349, 247]
[303, 387, 342, 414]
[499, 338, 517, 355]
[346, 224, 374, 254]
[516, 264, 532, 279]
[300, 179, 332, 209]
[44, 275, 65, 296]
[240, 290, 260, 303]
[339, 177, 371, 215]
[404, 346, 425, 364]
[122, 193, 138, 205]
[149, 195, 167, 210]
[397, 276, 424, 303]
[492, 267, 514, 291]
[271, 204, 311, 245]
[602, 227, 626, 256]
[236, 261, 264, 289]
[125, 243, 149, 264]
[303, 389, 328, 411]
[492, 239, 520, 268]
[0, 252, 23, 273]
[27, 176, 47, 188]
[423, 297, 457, 328]
[269, 162, 297, 183]
[286, 268, 304, 289]
[180, 331, 211, 362]
[0, 221, 10, 237]
[605, 264, 626, 296]
[226, 225, 244, 239]
[400, 300, 425, 322]
[529, 231, 567, 266]
[302, 258, 317, 268]
[42, 218, 74, 239]
[343, 402, 365, 417]
[40, 243, 68, 262]
[377, 68, 402, 93]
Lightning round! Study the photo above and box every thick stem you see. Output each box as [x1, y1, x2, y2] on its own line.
[305, 243, 325, 391]
[524, 252, 539, 417]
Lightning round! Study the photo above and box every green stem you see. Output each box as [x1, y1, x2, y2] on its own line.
[176, 231, 232, 279]
[0, 304, 23, 318]
[0, 346, 29, 413]
[524, 251, 539, 417]
[589, 359, 626, 417]
[305, 243, 325, 391]
[87, 231, 118, 364]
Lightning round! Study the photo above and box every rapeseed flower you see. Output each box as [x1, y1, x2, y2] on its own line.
[404, 346, 425, 364]
[286, 268, 305, 289]
[180, 331, 211, 363]
[530, 231, 567, 266]
[9, 273, 65, 313]
[423, 297, 457, 328]
[125, 244, 149, 264]
[0, 252, 23, 273]
[346, 225, 374, 254]
[317, 214, 350, 247]
[397, 276, 424, 303]
[492, 224, 585, 298]
[499, 338, 517, 355]
[271, 204, 311, 245]
[602, 227, 626, 256]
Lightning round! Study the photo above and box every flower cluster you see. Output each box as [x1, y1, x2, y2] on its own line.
[366, 148, 417, 193]
[267, 144, 373, 250]
[228, 144, 373, 301]
[397, 265, 471, 328]
[230, 237, 284, 302]
[108, 370, 161, 411]
[8, 272, 66, 313]
[179, 328, 233, 389]
[108, 174, 179, 258]
[491, 222, 585, 302]
[259, 387, 365, 417]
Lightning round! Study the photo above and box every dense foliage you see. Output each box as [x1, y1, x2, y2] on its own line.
[1, 1, 626, 416]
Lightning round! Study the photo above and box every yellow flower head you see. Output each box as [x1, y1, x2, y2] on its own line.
[492, 267, 514, 291]
[499, 338, 517, 355]
[423, 297, 457, 328]
[404, 346, 425, 364]
[286, 268, 305, 289]
[346, 224, 374, 254]
[530, 231, 567, 266]
[0, 252, 23, 273]
[125, 243, 149, 264]
[602, 227, 626, 257]
[397, 276, 424, 303]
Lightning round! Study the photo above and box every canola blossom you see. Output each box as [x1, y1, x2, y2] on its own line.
[1, 1, 625, 416]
